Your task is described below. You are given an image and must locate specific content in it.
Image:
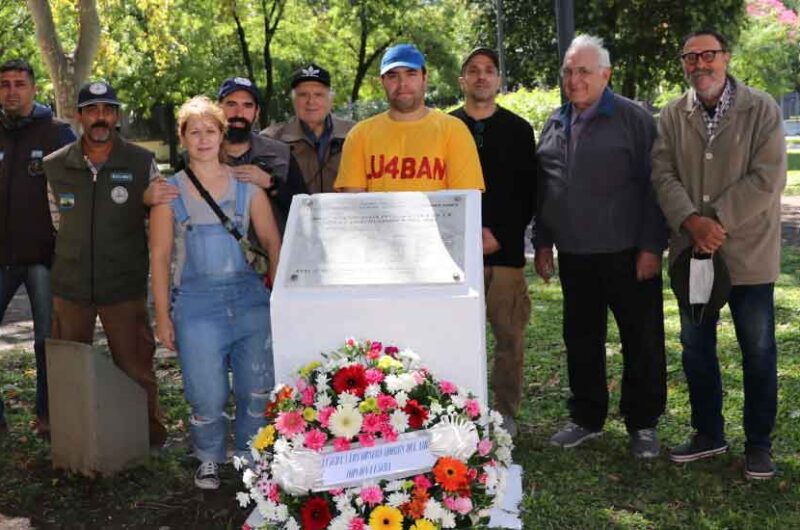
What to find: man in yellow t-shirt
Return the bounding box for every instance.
[335,43,485,192]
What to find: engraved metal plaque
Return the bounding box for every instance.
[284,193,466,287]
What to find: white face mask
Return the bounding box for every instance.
[689,256,714,304]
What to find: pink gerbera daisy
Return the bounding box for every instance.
[304,428,328,451]
[275,410,306,436]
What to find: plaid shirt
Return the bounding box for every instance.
[694,78,736,142]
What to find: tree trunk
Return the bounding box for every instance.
[230,1,256,85]
[350,7,396,104]
[261,0,286,127]
[26,0,100,124]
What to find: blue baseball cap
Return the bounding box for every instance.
[380,44,426,75]
[217,77,260,103]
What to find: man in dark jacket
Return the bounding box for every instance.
[535,35,667,458]
[44,81,166,447]
[262,64,354,193]
[0,59,75,436]
[450,48,536,437]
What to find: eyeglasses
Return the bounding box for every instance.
[680,49,725,65]
[472,121,484,148]
[560,66,596,79]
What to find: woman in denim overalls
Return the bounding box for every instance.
[150,97,281,489]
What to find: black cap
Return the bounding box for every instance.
[669,247,732,323]
[217,77,260,103]
[461,47,500,72]
[77,81,121,108]
[290,64,331,89]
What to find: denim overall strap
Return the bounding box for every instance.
[167,175,190,226]
[234,178,247,229]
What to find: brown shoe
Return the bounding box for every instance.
[31,416,50,438]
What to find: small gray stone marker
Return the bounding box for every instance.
[46,339,149,476]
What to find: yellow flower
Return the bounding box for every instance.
[302,407,317,422]
[410,520,437,530]
[377,355,403,371]
[368,505,403,530]
[299,361,321,377]
[252,425,276,450]
[359,397,378,413]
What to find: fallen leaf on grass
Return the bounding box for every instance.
[607,473,621,483]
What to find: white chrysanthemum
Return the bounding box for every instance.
[399,348,421,368]
[395,390,409,408]
[285,517,300,530]
[315,392,332,410]
[384,479,406,492]
[338,391,361,409]
[389,409,409,433]
[430,401,444,415]
[445,405,456,415]
[490,410,504,425]
[274,438,290,454]
[424,499,446,522]
[450,393,467,409]
[236,491,251,508]
[495,428,513,448]
[386,373,417,393]
[329,406,363,439]
[387,492,410,507]
[328,517,349,530]
[274,503,289,522]
[365,383,381,397]
[496,446,512,465]
[315,373,330,389]
[257,499,279,521]
[242,468,257,487]
[440,509,457,528]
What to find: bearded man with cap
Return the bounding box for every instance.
[262,64,354,193]
[146,77,307,231]
[0,59,76,437]
[450,47,536,437]
[335,43,484,192]
[652,29,786,479]
[43,81,167,448]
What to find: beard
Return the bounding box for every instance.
[225,117,252,144]
[687,69,726,103]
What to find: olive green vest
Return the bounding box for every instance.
[44,136,153,304]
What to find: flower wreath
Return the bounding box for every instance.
[236,339,514,530]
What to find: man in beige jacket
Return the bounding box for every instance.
[651,29,786,480]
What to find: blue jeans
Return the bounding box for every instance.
[0,265,52,423]
[173,277,273,463]
[679,283,777,451]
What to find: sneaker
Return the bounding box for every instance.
[744,448,776,480]
[194,461,220,490]
[549,422,602,448]
[669,433,728,463]
[501,414,518,437]
[629,428,660,459]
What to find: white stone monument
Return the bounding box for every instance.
[271,191,488,406]
[46,339,149,476]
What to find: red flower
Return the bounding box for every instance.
[332,365,368,397]
[300,496,332,530]
[403,399,429,429]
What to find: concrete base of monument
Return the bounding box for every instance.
[487,464,524,528]
[46,339,150,476]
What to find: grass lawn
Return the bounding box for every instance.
[785,170,800,196]
[2,250,800,529]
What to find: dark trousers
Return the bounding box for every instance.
[51,295,167,446]
[679,283,777,450]
[559,249,666,432]
[0,265,52,422]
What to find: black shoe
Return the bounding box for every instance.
[670,433,728,463]
[744,448,776,480]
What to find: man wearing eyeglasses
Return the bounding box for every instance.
[535,35,667,458]
[449,48,536,437]
[651,30,786,479]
